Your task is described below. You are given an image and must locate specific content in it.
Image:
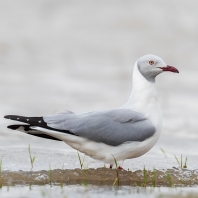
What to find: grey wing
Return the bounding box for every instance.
[43,109,156,146]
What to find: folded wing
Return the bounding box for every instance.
[43,109,156,146]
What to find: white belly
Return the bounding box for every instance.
[33,123,161,164]
[63,132,160,164]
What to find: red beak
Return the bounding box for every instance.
[158,65,179,73]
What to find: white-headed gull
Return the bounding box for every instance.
[4,54,179,169]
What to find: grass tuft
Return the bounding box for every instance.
[183,157,188,168]
[111,155,119,186]
[166,172,172,187]
[174,155,180,167]
[142,166,147,187]
[151,168,156,187]
[49,164,53,187]
[174,154,188,169]
[28,144,35,170]
[77,151,85,169]
[160,148,167,158]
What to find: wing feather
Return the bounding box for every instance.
[44,109,155,146]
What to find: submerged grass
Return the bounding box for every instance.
[7,184,9,192]
[81,180,88,187]
[81,166,89,186]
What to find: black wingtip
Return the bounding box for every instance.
[4,115,18,119]
[7,125,21,130]
[4,115,10,119]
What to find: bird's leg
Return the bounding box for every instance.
[109,164,113,169]
[117,160,124,170]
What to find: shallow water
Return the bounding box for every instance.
[0,134,198,172]
[1,185,198,198]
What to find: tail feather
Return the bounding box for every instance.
[7,124,62,141]
[4,115,74,135]
[4,115,47,127]
[5,115,73,141]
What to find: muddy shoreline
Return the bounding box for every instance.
[0,168,197,187]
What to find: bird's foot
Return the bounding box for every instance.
[109,165,123,170]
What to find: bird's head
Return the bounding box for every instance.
[137,54,179,82]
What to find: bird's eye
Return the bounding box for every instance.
[149,60,155,65]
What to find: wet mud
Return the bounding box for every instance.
[0,168,198,187]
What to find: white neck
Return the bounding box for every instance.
[122,62,159,118]
[122,61,163,141]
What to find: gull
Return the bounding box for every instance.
[4,54,179,169]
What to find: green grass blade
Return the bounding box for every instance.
[143,166,147,187]
[160,148,167,158]
[113,178,118,186]
[28,144,35,170]
[77,151,84,169]
[111,155,119,186]
[183,157,188,168]
[49,164,52,187]
[174,155,180,168]
[151,168,156,187]
[82,156,85,167]
[181,154,182,169]
[111,155,118,169]
[166,172,172,187]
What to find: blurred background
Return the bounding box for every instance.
[0,0,198,152]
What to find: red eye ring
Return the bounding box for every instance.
[149,60,155,65]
